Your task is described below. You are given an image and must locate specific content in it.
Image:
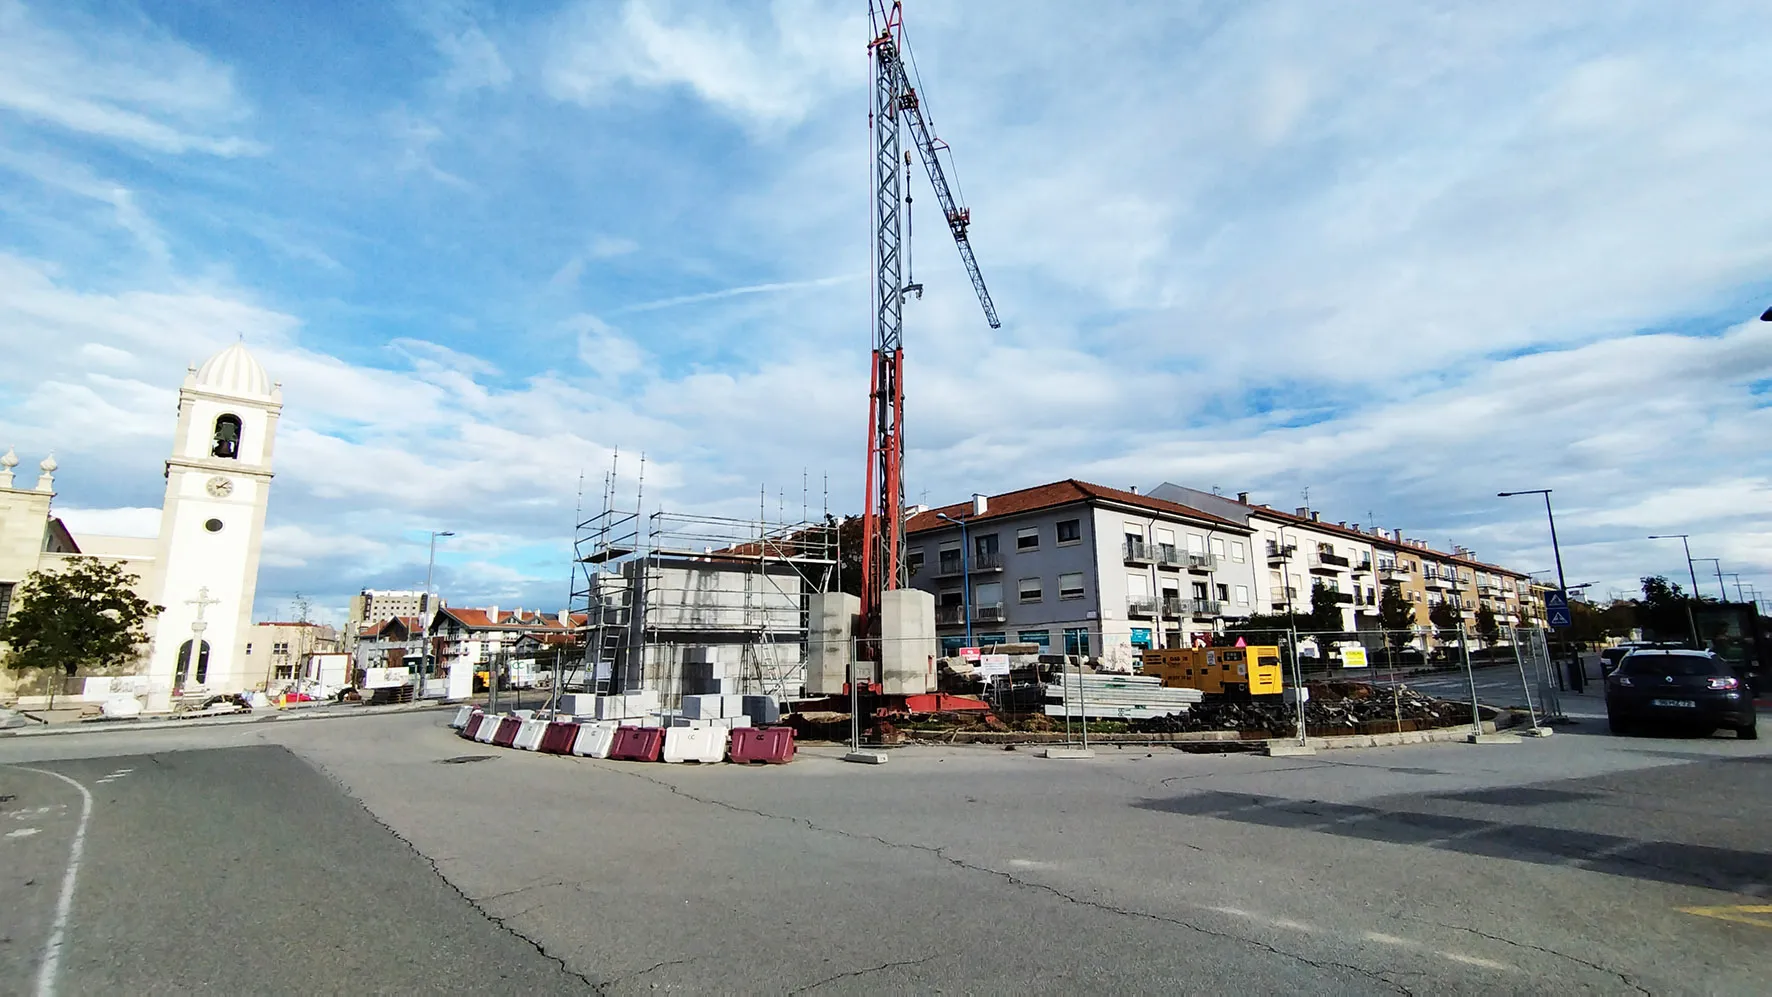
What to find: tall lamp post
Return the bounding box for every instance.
[422,530,455,694]
[935,494,988,653]
[1693,557,1726,602]
[935,512,973,649]
[1647,534,1703,647]
[1499,489,1582,691]
[1725,573,1747,604]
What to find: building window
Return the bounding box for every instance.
[974,581,1003,611]
[1058,572,1085,599]
[1130,627,1153,650]
[1216,583,1229,601]
[212,414,243,459]
[273,641,290,655]
[1235,584,1250,604]
[1017,630,1051,650]
[1016,527,1040,551]
[1187,534,1206,554]
[938,589,964,608]
[245,642,253,655]
[1230,540,1245,563]
[1063,627,1089,656]
[975,533,1000,560]
[1018,577,1042,603]
[1192,581,1209,600]
[938,543,961,575]
[0,582,11,626]
[1212,537,1226,559]
[907,547,925,574]
[1157,527,1177,561]
[1056,519,1081,545]
[977,633,1006,646]
[940,636,968,656]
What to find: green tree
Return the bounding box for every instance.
[1428,600,1461,634]
[1474,604,1500,647]
[0,561,161,706]
[1306,582,1345,633]
[1378,584,1414,648]
[1636,575,1695,642]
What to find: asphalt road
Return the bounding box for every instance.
[3,704,1770,994]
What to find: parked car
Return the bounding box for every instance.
[1605,650,1757,739]
[1599,641,1685,676]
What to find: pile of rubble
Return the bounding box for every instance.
[1130,684,1475,736]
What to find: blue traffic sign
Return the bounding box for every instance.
[1545,590,1572,628]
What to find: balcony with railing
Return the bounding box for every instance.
[1423,572,1455,589]
[1187,553,1218,573]
[1189,599,1223,617]
[935,604,966,626]
[935,558,963,578]
[1477,582,1507,597]
[1379,564,1409,582]
[1266,541,1294,562]
[1309,552,1350,573]
[1127,596,1158,618]
[1327,590,1354,604]
[969,551,1003,573]
[974,603,1006,623]
[1161,596,1185,617]
[1123,539,1155,565]
[1351,557,1373,574]
[1156,546,1185,570]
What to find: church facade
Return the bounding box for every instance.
[0,343,280,710]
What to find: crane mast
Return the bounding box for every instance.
[860,0,998,638]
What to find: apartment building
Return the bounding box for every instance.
[1151,483,1533,645]
[905,480,1259,670]
[345,589,439,650]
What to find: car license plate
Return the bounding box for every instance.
[1651,698,1696,708]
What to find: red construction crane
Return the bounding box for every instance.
[860,1,1000,649]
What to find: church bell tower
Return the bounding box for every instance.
[146,343,281,710]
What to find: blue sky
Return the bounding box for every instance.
[3,0,1772,622]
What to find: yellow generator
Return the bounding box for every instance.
[1142,646,1284,697]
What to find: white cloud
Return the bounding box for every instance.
[0,0,261,156]
[544,0,861,128]
[54,506,161,539]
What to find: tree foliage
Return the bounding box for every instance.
[1378,584,1414,646]
[1474,604,1500,646]
[1428,600,1462,634]
[1635,574,1696,643]
[0,561,161,679]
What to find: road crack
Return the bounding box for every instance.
[600,764,1410,995]
[1410,918,1650,995]
[790,953,944,993]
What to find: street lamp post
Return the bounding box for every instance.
[1693,557,1726,602]
[1499,489,1582,691]
[422,530,455,696]
[1648,534,1703,647]
[934,512,973,649]
[1725,573,1747,604]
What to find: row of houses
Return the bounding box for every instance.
[351,602,584,685]
[905,479,1545,668]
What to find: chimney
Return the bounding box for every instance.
[1236,491,1248,504]
[1130,485,1139,494]
[1311,511,1321,522]
[558,610,570,626]
[1295,506,1310,518]
[1392,529,1403,542]
[488,604,499,623]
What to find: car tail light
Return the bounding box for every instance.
[1613,676,1633,687]
[1707,676,1739,690]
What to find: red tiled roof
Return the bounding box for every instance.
[1244,504,1527,580]
[436,608,582,630]
[906,479,1248,536]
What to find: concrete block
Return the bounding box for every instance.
[662,727,727,764]
[1040,747,1096,759]
[807,592,860,697]
[556,694,597,715]
[681,694,724,720]
[879,588,936,696]
[1466,732,1523,744]
[720,694,745,719]
[593,696,625,721]
[1522,726,1554,737]
[741,695,780,725]
[624,689,661,712]
[1264,741,1318,757]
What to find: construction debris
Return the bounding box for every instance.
[1041,673,1205,720]
[1129,686,1475,736]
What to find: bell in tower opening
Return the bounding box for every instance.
[212,414,242,459]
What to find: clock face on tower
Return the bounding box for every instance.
[206,476,233,498]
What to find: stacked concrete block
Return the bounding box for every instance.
[556,693,598,716]
[880,588,936,696]
[807,592,859,696]
[681,694,725,720]
[741,695,781,725]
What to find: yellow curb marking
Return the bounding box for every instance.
[1678,905,1772,929]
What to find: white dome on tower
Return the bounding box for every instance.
[194,342,274,398]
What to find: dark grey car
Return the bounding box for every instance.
[1605,650,1757,739]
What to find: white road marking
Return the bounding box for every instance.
[8,827,42,839]
[1438,951,1511,970]
[15,766,94,997]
